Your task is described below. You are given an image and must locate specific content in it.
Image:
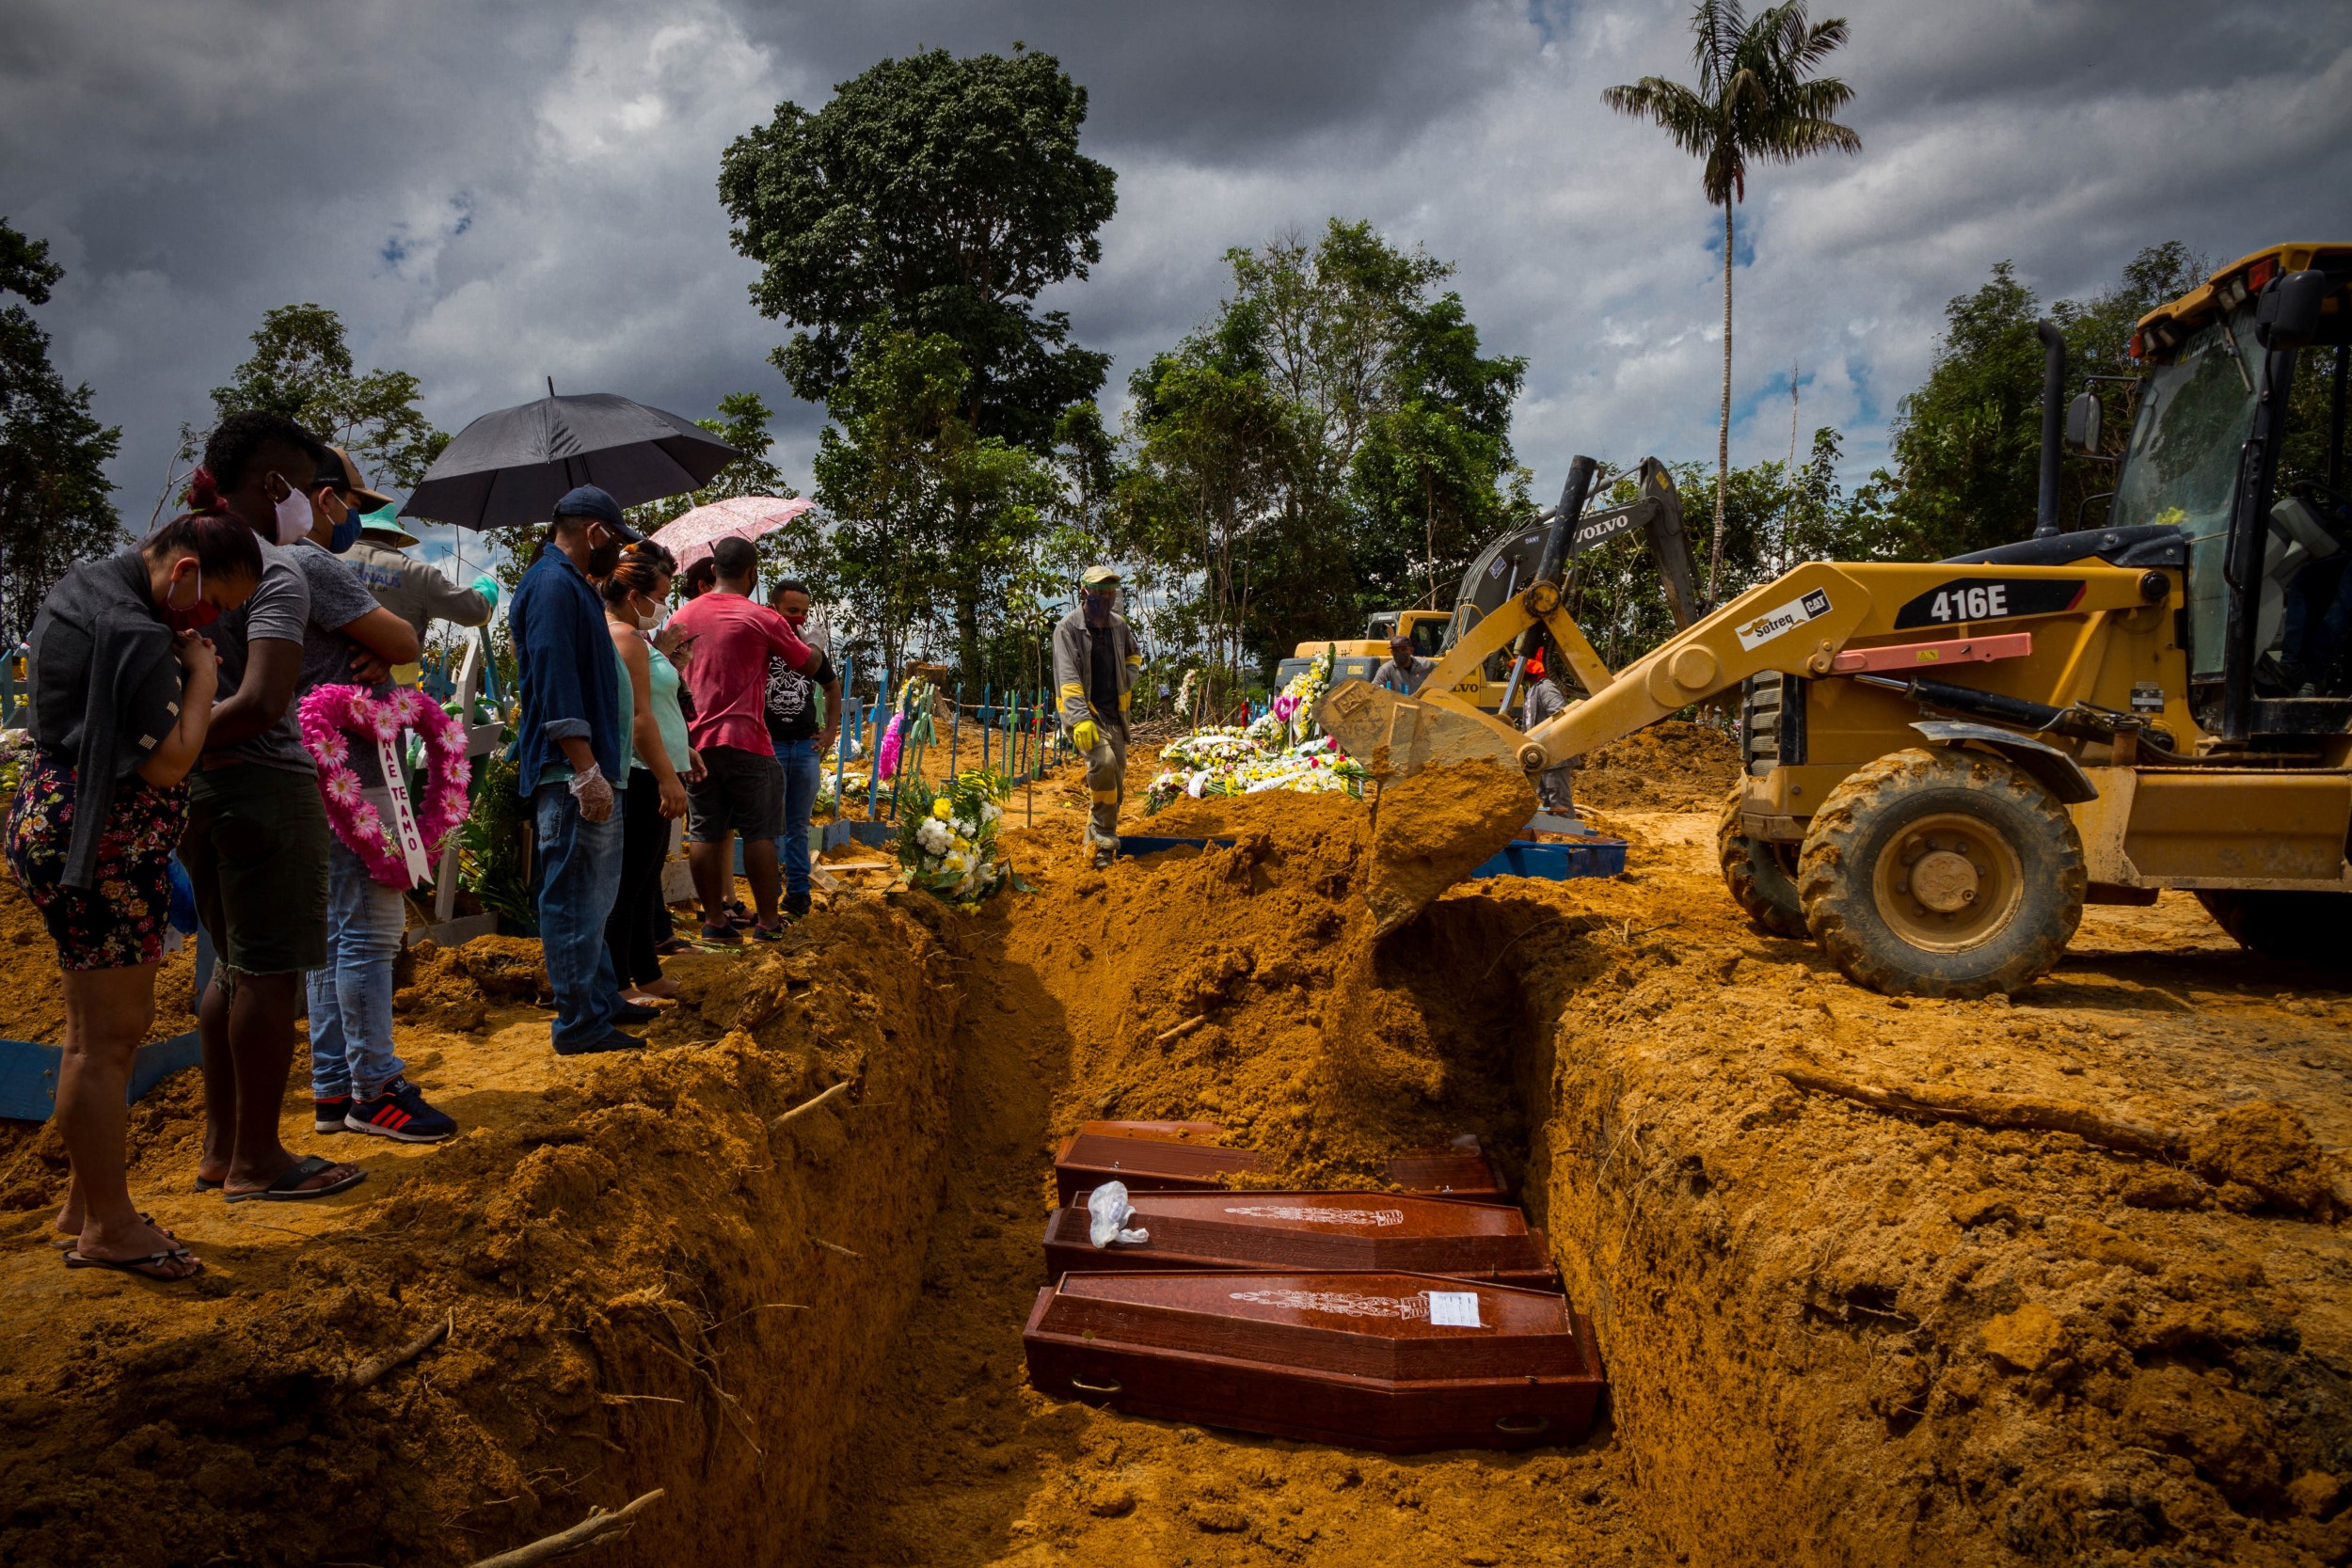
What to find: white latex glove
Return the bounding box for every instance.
[568,762,615,823]
[1087,1180,1150,1248]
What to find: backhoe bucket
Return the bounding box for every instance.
[1317,679,1539,934]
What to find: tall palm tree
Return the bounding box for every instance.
[1605,1,1859,603]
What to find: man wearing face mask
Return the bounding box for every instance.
[762,578,842,923]
[181,412,404,1202]
[1052,565,1144,870]
[508,485,643,1055]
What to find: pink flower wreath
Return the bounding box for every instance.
[298,685,473,887]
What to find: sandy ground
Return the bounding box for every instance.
[3,722,2348,1566]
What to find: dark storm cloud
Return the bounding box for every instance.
[728,0,1524,162]
[3,0,2347,530]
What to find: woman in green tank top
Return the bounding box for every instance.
[600,547,697,1000]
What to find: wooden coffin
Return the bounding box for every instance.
[1057,1124,1510,1205]
[1077,1119,1228,1145]
[1053,1131,1266,1205]
[1045,1190,1557,1290]
[1385,1147,1512,1203]
[1024,1270,1604,1453]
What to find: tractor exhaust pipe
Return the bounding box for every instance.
[2034,320,2066,538]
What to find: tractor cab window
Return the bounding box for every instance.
[2111,311,2261,678]
[1408,618,1447,659]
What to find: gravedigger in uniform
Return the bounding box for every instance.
[1320,243,2352,998]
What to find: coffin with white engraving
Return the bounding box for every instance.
[1023,1270,1604,1451]
[1045,1190,1556,1290]
[1056,1124,1511,1205]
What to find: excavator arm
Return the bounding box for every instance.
[1319,555,1874,933]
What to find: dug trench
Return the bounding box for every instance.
[2,723,2349,1565]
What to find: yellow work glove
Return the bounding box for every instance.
[1072,719,1102,752]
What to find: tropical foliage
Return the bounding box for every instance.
[202,303,449,491]
[0,220,120,646]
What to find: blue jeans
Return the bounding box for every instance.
[774,738,822,896]
[307,839,408,1101]
[532,781,623,1048]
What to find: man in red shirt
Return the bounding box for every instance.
[665,536,831,941]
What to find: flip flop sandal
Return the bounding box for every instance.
[63,1246,202,1281]
[749,923,787,942]
[52,1212,180,1250]
[194,1176,224,1193]
[222,1155,368,1203]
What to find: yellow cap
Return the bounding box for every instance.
[1080,564,1120,589]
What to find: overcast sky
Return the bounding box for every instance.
[7,0,2349,555]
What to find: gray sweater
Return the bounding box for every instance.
[24,552,183,887]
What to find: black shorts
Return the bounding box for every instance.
[686,745,782,844]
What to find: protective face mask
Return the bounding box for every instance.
[328,511,362,553]
[272,483,312,546]
[585,534,622,578]
[164,565,219,633]
[636,603,660,632]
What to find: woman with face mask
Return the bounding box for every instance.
[8,508,266,1281]
[600,544,700,1004]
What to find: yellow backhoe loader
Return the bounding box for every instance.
[1320,243,2352,998]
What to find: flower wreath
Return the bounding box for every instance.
[298,684,474,887]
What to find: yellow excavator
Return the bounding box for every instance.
[1321,243,2352,998]
[1275,459,1700,711]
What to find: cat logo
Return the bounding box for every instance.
[1734,587,1833,652]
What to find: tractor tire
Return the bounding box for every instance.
[1798,747,2085,1000]
[1717,785,1807,939]
[2195,890,2352,967]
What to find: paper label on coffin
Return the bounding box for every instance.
[1041,1190,1557,1290]
[1023,1270,1605,1453]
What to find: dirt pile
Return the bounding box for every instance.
[0,896,967,1568]
[1574,718,1740,812]
[0,875,195,1046]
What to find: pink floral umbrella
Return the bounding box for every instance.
[649,495,815,570]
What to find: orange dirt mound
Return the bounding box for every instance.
[1575,718,1741,813]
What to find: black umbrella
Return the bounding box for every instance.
[400,391,741,531]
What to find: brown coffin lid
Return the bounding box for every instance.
[1046,1191,1555,1288]
[1029,1270,1597,1385]
[1077,1119,1229,1144]
[1054,1132,1266,1204]
[1385,1148,1512,1202]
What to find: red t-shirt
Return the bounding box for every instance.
[666,592,819,755]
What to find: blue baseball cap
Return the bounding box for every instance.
[552,484,644,541]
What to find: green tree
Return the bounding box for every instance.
[719,45,1118,452]
[810,325,1071,686]
[0,219,121,645]
[1117,220,1527,681]
[1604,0,1860,601]
[203,303,448,490]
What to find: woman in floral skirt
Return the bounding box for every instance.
[6,506,263,1280]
